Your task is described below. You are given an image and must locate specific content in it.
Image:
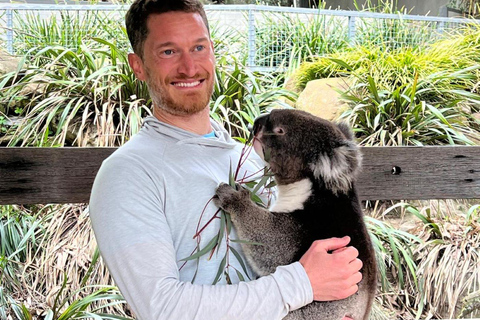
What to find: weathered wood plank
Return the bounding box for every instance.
[0,146,479,204]
[358,146,480,200]
[0,147,116,204]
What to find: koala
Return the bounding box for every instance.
[214,109,377,320]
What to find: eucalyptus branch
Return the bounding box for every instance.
[180,136,276,284]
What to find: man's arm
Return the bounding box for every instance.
[89,156,313,320]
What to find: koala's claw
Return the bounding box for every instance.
[214,183,251,213]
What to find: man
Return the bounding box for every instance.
[89,0,363,319]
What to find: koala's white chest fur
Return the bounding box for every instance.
[271,179,312,213]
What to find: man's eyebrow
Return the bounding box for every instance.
[154,38,210,50]
[154,41,175,50]
[195,37,210,43]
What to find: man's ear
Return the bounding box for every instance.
[128,53,147,81]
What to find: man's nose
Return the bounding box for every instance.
[177,52,197,77]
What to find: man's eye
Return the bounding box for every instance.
[195,45,205,52]
[163,49,174,55]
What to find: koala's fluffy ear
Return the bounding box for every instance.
[310,140,362,195]
[336,121,355,141]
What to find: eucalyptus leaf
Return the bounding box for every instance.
[212,255,227,285]
[180,235,219,262]
[229,245,251,281]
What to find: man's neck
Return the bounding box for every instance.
[153,106,213,135]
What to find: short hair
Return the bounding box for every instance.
[125,0,210,58]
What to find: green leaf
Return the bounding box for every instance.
[212,255,227,285]
[265,180,277,189]
[80,246,101,287]
[328,58,354,71]
[229,161,236,187]
[252,170,273,195]
[367,76,380,102]
[235,268,246,282]
[180,235,219,261]
[225,211,233,234]
[244,181,257,188]
[217,212,226,254]
[250,193,264,204]
[229,245,251,281]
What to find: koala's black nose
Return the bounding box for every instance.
[252,113,270,136]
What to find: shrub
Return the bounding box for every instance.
[0,38,150,147]
[292,24,480,146]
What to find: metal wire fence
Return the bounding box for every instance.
[0,4,479,71]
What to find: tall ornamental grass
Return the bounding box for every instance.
[254,11,349,69]
[293,24,480,146]
[251,0,441,70]
[0,38,151,147]
[354,17,441,50]
[351,0,443,50]
[12,10,129,55]
[0,205,132,319]
[341,65,480,146]
[380,201,480,319]
[365,200,480,319]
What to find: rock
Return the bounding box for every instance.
[18,74,47,96]
[295,77,351,121]
[0,50,42,96]
[0,49,21,75]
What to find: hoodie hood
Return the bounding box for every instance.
[142,116,238,149]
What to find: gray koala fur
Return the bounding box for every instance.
[214,109,377,320]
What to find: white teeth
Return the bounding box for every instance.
[174,81,200,88]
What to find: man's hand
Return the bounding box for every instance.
[299,236,363,301]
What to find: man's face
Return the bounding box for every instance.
[129,12,215,116]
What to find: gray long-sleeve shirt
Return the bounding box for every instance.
[89,116,313,320]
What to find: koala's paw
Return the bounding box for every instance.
[213,183,251,214]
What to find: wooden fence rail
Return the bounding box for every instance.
[1,146,479,205]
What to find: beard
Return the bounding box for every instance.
[145,68,214,116]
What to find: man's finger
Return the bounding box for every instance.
[317,236,351,252]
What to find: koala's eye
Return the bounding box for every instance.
[274,127,285,135]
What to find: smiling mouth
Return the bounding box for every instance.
[172,80,204,88]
